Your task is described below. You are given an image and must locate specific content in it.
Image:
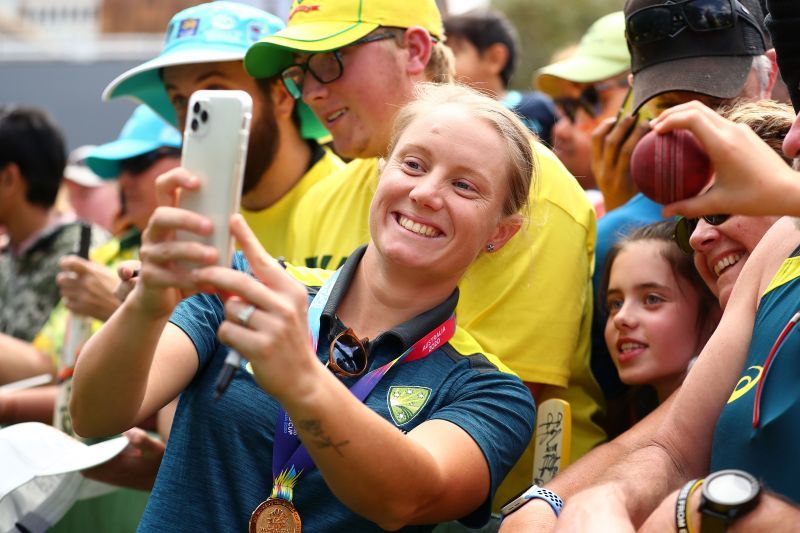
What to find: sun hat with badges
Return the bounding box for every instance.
[244,0,444,79]
[85,105,182,180]
[102,1,327,140]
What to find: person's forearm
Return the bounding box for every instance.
[546,439,634,497]
[282,366,477,530]
[547,392,674,497]
[601,443,689,527]
[597,389,718,526]
[0,385,58,424]
[90,295,120,322]
[70,296,170,437]
[501,394,675,532]
[501,438,640,532]
[81,427,166,491]
[553,446,686,529]
[0,333,54,384]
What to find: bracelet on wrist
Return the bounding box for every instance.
[500,485,564,518]
[676,478,704,533]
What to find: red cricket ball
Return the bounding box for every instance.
[630,129,714,204]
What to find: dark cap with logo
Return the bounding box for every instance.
[625,0,767,112]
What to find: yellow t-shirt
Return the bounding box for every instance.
[286,142,606,509]
[242,146,344,258]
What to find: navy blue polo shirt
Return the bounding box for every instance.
[139,247,535,532]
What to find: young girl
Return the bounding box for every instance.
[602,220,721,404]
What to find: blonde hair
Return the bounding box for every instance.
[380,27,454,84]
[386,82,534,217]
[721,99,795,164]
[426,40,455,84]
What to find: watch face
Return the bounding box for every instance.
[705,471,759,505]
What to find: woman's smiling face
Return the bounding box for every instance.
[689,215,778,308]
[369,103,521,281]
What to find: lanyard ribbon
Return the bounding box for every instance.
[271,268,456,498]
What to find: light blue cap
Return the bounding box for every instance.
[86,105,182,179]
[102,1,328,140]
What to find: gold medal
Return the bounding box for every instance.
[249,497,302,533]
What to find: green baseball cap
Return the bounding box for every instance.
[102,1,328,140]
[536,11,630,97]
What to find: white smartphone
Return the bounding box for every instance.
[178,89,252,267]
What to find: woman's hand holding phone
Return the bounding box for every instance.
[190,215,321,404]
[132,90,252,319]
[135,168,218,318]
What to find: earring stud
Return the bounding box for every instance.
[486,243,495,253]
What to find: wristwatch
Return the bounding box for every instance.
[500,485,564,517]
[698,469,761,533]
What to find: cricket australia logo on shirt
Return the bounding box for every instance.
[388,386,431,426]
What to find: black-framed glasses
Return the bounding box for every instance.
[327,328,369,378]
[281,32,398,99]
[626,0,752,45]
[673,214,731,254]
[119,147,181,176]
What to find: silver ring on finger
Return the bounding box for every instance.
[237,304,256,328]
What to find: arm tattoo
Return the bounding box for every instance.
[297,419,350,457]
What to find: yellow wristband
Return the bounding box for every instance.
[685,478,705,533]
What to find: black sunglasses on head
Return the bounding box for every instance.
[673,214,731,254]
[626,0,755,45]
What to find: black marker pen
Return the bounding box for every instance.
[213,257,288,400]
[214,349,242,400]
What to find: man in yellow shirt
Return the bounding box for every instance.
[102,1,344,257]
[245,0,605,511]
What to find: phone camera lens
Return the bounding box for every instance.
[201,110,209,123]
[193,102,201,114]
[191,118,199,132]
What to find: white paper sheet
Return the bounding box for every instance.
[0,422,129,533]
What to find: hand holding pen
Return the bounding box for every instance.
[213,257,287,400]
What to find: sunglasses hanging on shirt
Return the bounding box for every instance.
[327,328,370,378]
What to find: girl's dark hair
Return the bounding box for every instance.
[600,220,720,345]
